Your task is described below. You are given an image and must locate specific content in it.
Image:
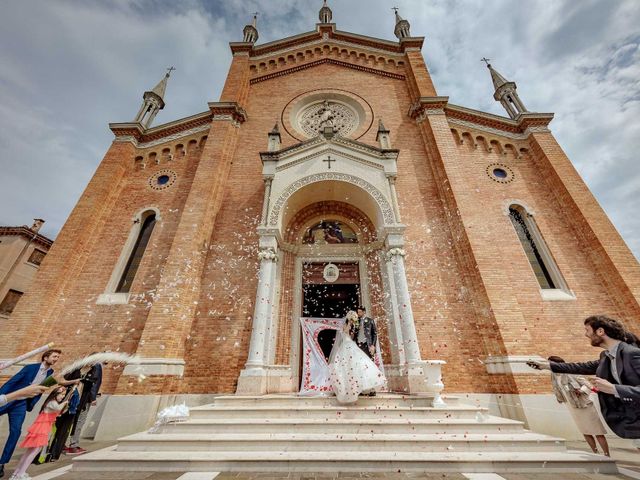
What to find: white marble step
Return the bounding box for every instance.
[160,416,525,435]
[189,405,488,420]
[72,446,618,474]
[116,431,566,452]
[212,394,462,408]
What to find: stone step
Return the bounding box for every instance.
[158,417,525,435]
[211,394,461,408]
[72,446,618,474]
[115,432,567,453]
[189,405,488,420]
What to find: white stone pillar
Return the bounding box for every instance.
[244,247,277,368]
[263,249,279,365]
[387,176,402,223]
[260,178,273,226]
[386,247,421,364]
[382,254,405,365]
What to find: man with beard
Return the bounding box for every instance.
[529,315,640,440]
[0,349,61,478]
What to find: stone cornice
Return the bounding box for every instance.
[0,226,53,249]
[445,104,520,133]
[250,30,322,57]
[260,135,398,164]
[408,96,450,119]
[251,57,405,85]
[242,27,418,60]
[109,122,145,141]
[143,111,212,142]
[407,98,554,137]
[207,102,248,124]
[229,42,253,55]
[249,27,408,57]
[110,111,213,146]
[446,105,554,136]
[398,36,425,52]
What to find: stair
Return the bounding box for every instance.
[72,394,618,474]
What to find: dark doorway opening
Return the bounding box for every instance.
[302,283,360,362]
[302,283,360,318]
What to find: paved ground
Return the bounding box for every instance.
[2,438,637,480]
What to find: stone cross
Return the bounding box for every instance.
[323,155,335,169]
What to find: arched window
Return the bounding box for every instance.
[508,205,570,297]
[116,213,156,293]
[97,208,159,305]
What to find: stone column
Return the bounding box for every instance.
[386,247,421,364]
[387,176,402,223]
[260,178,273,226]
[237,235,278,394]
[245,249,277,367]
[381,254,404,365]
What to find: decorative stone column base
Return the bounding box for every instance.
[384,360,446,406]
[122,357,185,376]
[236,366,268,395]
[236,365,294,395]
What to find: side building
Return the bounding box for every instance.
[0,220,52,320]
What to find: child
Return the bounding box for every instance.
[9,387,67,480]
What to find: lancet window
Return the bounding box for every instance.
[508,205,566,291]
[116,211,156,293]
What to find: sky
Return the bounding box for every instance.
[0,0,638,259]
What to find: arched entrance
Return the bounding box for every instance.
[278,198,388,388]
[236,134,429,395]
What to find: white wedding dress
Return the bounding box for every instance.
[328,329,386,404]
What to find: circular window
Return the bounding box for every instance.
[282,89,374,142]
[493,168,507,179]
[148,170,177,190]
[297,100,359,138]
[486,163,515,184]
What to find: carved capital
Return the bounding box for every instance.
[257,247,278,262]
[385,247,406,259]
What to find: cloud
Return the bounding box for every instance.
[0,0,638,260]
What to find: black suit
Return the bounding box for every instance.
[550,342,640,438]
[349,316,377,360]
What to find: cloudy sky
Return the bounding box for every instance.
[1,0,638,259]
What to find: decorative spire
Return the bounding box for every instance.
[392,7,411,39]
[482,58,528,119]
[151,66,174,99]
[133,67,174,128]
[319,0,333,23]
[376,119,391,149]
[243,13,259,43]
[268,121,281,152]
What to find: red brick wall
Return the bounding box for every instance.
[4,41,638,399]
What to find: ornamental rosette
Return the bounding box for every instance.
[257,248,277,261]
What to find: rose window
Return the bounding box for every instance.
[297,101,358,138]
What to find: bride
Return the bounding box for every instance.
[328,311,386,404]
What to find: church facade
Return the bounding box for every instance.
[3,4,640,439]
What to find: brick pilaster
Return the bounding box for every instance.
[417,109,533,392]
[404,50,437,98]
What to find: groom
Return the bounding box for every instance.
[352,306,378,397]
[353,306,377,360]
